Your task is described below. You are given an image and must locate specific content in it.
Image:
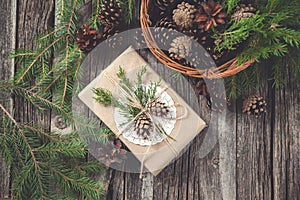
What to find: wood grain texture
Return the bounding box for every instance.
[0,1,54,198]
[1,1,299,200]
[273,66,300,200]
[0,0,17,198]
[13,0,54,123]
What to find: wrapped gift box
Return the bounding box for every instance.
[78,46,206,175]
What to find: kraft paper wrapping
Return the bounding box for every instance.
[78,46,206,175]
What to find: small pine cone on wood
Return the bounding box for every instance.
[99,0,124,28]
[172,2,197,30]
[75,25,102,53]
[231,4,256,22]
[242,95,267,117]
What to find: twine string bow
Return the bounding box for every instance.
[103,70,187,177]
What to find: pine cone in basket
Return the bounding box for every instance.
[75,25,102,53]
[231,4,256,22]
[99,0,124,28]
[195,0,227,31]
[134,113,153,140]
[168,35,192,61]
[242,95,267,117]
[153,17,177,48]
[146,100,170,117]
[172,2,197,30]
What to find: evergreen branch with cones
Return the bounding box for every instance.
[149,0,299,115]
[93,66,161,120]
[93,67,174,140]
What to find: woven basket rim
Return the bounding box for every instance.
[140,0,254,79]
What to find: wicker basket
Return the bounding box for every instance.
[140,0,254,79]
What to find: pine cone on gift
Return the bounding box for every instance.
[146,100,170,117]
[242,95,267,117]
[231,4,256,22]
[195,0,227,31]
[134,113,153,140]
[75,25,102,53]
[153,17,177,48]
[99,0,124,28]
[168,35,192,61]
[172,2,197,30]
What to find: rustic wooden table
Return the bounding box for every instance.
[1,1,299,200]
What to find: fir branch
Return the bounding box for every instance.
[1,102,105,199]
[51,165,103,199]
[94,66,160,120]
[223,0,241,14]
[34,141,86,157]
[89,0,102,28]
[121,0,136,24]
[92,88,112,106]
[12,34,67,84]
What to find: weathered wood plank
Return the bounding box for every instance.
[273,65,300,200]
[0,0,17,198]
[14,0,54,123]
[236,67,273,199]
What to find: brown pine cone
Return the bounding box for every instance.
[154,17,177,48]
[75,25,102,53]
[146,100,170,117]
[242,95,267,117]
[195,0,227,31]
[231,4,256,22]
[99,0,124,28]
[168,35,193,61]
[134,113,153,140]
[172,2,197,30]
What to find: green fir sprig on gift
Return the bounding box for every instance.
[93,66,174,141]
[93,66,160,120]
